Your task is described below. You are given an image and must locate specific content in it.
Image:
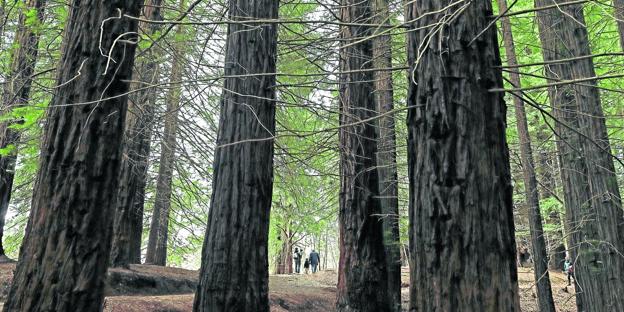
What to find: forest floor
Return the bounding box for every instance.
[0,263,577,311]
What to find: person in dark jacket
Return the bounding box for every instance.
[293,248,302,274]
[303,258,310,274]
[309,249,320,273]
[564,258,575,286]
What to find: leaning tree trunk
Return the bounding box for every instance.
[497,0,556,310]
[336,1,390,311]
[406,0,521,310]
[534,1,624,310]
[111,0,164,268]
[371,0,401,310]
[2,1,141,311]
[192,0,278,311]
[0,0,45,260]
[144,4,185,264]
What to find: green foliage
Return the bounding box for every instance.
[24,8,42,31]
[0,144,16,156]
[0,104,45,130]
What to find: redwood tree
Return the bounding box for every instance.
[534,0,624,310]
[497,0,556,310]
[406,0,521,310]
[0,0,45,261]
[145,0,186,264]
[336,1,390,311]
[192,0,279,310]
[111,0,164,268]
[3,0,141,310]
[371,0,401,310]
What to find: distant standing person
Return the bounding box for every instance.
[293,248,302,274]
[304,258,310,274]
[309,249,320,273]
[518,247,531,267]
[564,258,575,286]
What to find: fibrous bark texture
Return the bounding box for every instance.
[192,0,278,311]
[534,1,624,310]
[497,0,556,311]
[336,1,390,311]
[2,0,141,311]
[0,0,45,258]
[406,1,521,310]
[111,0,164,268]
[371,0,401,310]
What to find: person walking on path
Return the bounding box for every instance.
[293,248,302,274]
[309,249,320,273]
[303,258,310,274]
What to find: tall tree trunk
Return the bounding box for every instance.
[192,0,278,310]
[535,123,568,267]
[336,1,390,311]
[323,228,328,269]
[536,127,556,198]
[2,1,141,310]
[371,0,401,310]
[144,66,181,266]
[497,0,556,310]
[614,0,624,51]
[144,2,185,264]
[276,228,293,274]
[111,0,163,268]
[0,0,45,260]
[534,1,624,310]
[406,1,521,310]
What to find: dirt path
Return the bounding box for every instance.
[0,263,577,311]
[517,267,577,312]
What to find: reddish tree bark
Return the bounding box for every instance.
[371,0,401,310]
[534,1,624,310]
[336,1,391,311]
[111,0,164,268]
[192,0,279,311]
[406,0,521,310]
[2,0,141,310]
[497,0,556,310]
[276,228,293,274]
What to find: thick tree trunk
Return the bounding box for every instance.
[2,1,141,310]
[371,0,401,310]
[0,0,45,260]
[192,0,278,311]
[336,1,390,311]
[144,7,185,264]
[111,0,163,268]
[497,0,556,310]
[534,1,624,310]
[406,1,521,311]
